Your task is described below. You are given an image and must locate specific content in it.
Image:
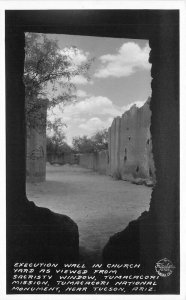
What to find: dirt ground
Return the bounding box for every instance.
[26,164,152,263]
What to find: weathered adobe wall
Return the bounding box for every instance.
[47,153,79,165]
[79,150,109,175]
[94,150,109,175]
[79,98,155,184]
[108,98,155,184]
[26,99,48,183]
[79,153,94,169]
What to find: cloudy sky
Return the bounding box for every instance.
[46,34,152,145]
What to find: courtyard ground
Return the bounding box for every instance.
[26,164,152,263]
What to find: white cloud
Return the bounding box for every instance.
[47,95,148,145]
[58,47,93,86]
[61,96,123,119]
[60,47,89,66]
[47,95,122,144]
[57,74,93,86]
[62,116,113,145]
[78,117,113,137]
[121,99,146,112]
[76,89,88,98]
[94,42,151,78]
[70,75,92,85]
[79,117,108,130]
[48,97,146,124]
[132,100,146,108]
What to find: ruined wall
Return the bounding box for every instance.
[94,150,109,175]
[47,153,79,165]
[79,99,155,184]
[79,150,109,175]
[108,98,155,184]
[79,153,94,169]
[26,99,48,182]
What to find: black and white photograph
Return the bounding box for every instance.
[3,3,184,298]
[25,31,153,263]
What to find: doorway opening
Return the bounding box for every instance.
[25,32,155,263]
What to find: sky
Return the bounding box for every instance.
[46,34,152,145]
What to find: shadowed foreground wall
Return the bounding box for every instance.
[6,16,79,286]
[102,16,179,294]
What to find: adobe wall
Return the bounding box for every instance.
[108,98,155,184]
[79,153,94,169]
[95,150,109,175]
[47,153,79,165]
[79,99,155,185]
[26,99,48,182]
[108,117,121,177]
[79,151,109,175]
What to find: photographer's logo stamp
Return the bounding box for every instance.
[155,258,175,277]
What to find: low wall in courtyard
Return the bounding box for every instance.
[79,151,109,175]
[47,153,79,165]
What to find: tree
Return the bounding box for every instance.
[72,129,108,153]
[91,129,108,152]
[46,118,72,164]
[24,32,93,181]
[24,32,92,130]
[72,135,95,153]
[46,137,72,157]
[46,118,72,154]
